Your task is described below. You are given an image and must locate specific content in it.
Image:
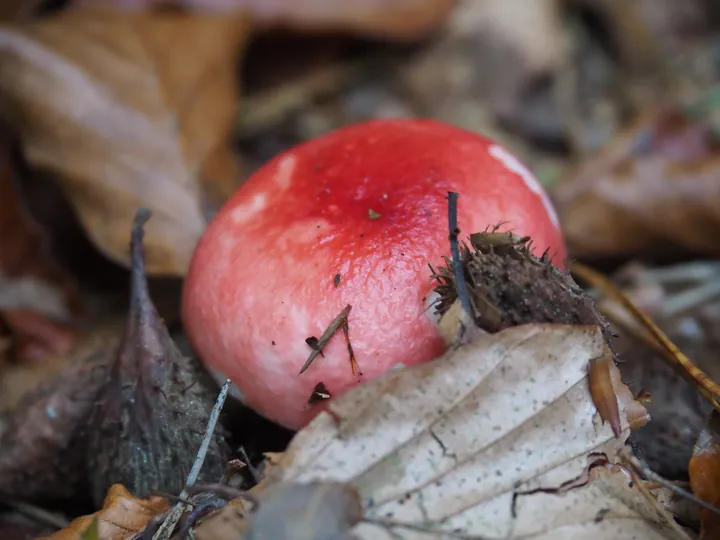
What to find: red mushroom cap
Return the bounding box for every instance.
[183,119,565,429]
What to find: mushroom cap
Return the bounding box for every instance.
[183,119,566,429]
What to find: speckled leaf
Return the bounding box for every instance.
[265,324,688,539]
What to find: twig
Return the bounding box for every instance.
[0,499,68,530]
[661,279,720,318]
[621,450,720,519]
[572,262,720,413]
[187,484,259,508]
[299,305,352,374]
[447,192,472,317]
[237,448,261,485]
[152,379,231,540]
[237,53,401,137]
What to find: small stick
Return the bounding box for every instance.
[0,499,69,530]
[299,305,352,374]
[342,320,361,376]
[237,447,261,485]
[187,483,259,508]
[447,192,472,317]
[152,379,231,540]
[622,451,720,519]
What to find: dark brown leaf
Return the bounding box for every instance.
[87,210,228,506]
[0,320,124,501]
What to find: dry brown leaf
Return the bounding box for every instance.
[243,324,682,539]
[552,107,720,260]
[74,0,454,41]
[40,484,169,540]
[0,7,250,275]
[689,410,720,540]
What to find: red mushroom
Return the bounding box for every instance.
[183,119,565,429]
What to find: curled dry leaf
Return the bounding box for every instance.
[74,0,454,41]
[0,320,124,501]
[552,107,720,260]
[689,410,720,539]
[0,7,250,275]
[252,324,664,539]
[39,484,169,540]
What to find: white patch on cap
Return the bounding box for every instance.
[275,155,296,190]
[230,192,267,225]
[488,144,560,228]
[424,291,442,325]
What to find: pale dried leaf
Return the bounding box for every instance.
[265,324,683,538]
[0,8,249,274]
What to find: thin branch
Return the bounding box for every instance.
[622,451,720,519]
[0,499,69,530]
[152,379,231,540]
[447,192,472,317]
[299,305,352,374]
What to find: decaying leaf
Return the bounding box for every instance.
[0,7,250,275]
[75,0,454,41]
[249,324,665,538]
[39,484,169,540]
[552,107,720,260]
[0,320,124,501]
[88,210,228,506]
[689,410,720,539]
